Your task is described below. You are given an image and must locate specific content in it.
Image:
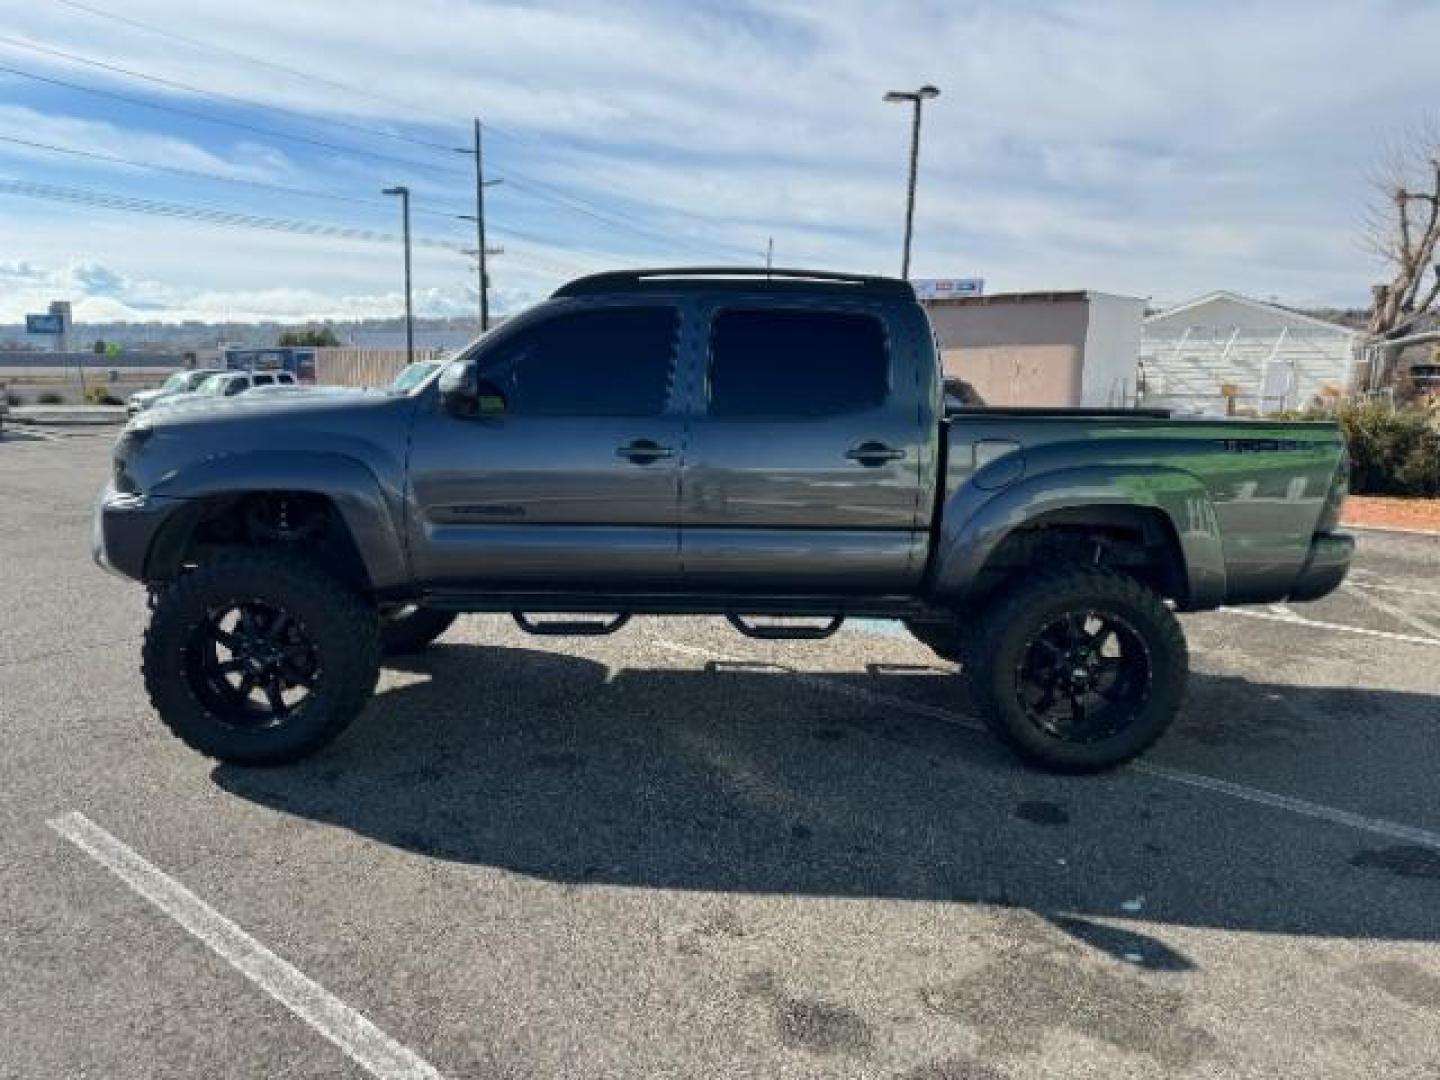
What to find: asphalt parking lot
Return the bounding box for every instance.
[3,427,1439,1079]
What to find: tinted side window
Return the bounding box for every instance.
[253,374,275,386]
[480,306,677,416]
[709,308,889,417]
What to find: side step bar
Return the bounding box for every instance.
[512,612,631,636]
[508,610,847,640]
[726,614,844,640]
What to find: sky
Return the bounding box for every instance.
[0,0,1432,325]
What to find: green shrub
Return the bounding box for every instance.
[83,386,124,406]
[1335,401,1440,497]
[37,391,64,405]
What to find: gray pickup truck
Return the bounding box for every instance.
[95,268,1354,772]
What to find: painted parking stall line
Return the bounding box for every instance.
[1220,605,1440,648]
[651,638,1440,852]
[48,812,445,1080]
[1341,584,1440,642]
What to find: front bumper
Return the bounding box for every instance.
[1288,531,1355,602]
[92,483,187,582]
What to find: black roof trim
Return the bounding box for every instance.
[552,266,915,299]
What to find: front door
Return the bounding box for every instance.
[680,301,929,592]
[407,302,685,590]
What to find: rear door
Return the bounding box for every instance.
[407,302,686,589]
[679,300,929,592]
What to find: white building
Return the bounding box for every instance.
[1139,291,1359,415]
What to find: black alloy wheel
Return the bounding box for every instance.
[1014,609,1151,743]
[184,600,322,729]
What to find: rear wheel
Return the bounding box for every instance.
[967,566,1187,773]
[142,551,380,765]
[379,604,457,655]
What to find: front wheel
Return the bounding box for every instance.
[142,551,381,765]
[967,566,1188,773]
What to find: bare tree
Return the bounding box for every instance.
[1364,122,1440,339]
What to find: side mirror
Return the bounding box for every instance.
[439,360,506,418]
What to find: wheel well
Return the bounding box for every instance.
[148,491,372,591]
[974,506,1188,606]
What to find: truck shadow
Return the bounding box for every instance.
[213,641,1440,953]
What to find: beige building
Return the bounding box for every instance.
[924,290,1145,407]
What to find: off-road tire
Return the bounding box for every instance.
[142,551,381,765]
[380,605,457,655]
[968,565,1188,773]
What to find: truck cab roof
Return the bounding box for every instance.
[551,266,916,300]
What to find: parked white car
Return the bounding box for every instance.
[126,368,225,417]
[185,370,298,402]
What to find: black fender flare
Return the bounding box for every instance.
[929,463,1227,610]
[147,451,408,590]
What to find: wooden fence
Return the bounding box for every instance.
[314,347,441,388]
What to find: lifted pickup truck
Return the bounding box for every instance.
[95,268,1354,772]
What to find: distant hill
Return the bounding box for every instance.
[0,315,489,354]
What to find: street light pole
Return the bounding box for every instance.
[382,185,413,364]
[884,84,940,280]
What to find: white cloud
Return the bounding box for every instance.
[2,0,1435,316]
[0,104,292,182]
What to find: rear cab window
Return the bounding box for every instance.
[707,307,890,417]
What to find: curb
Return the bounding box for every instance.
[7,411,126,426]
[1342,522,1440,538]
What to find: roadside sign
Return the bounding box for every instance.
[912,278,984,300]
[25,312,63,334]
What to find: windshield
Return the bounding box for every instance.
[390,361,441,392]
[194,375,230,396]
[159,372,190,392]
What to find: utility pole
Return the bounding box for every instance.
[457,118,504,333]
[382,185,413,363]
[884,84,940,280]
[765,237,774,274]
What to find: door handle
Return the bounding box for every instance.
[845,441,906,466]
[616,439,674,463]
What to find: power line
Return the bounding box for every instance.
[46,0,754,259]
[0,33,463,155]
[499,173,755,261]
[0,134,471,221]
[53,0,496,137]
[0,176,466,249]
[0,174,595,276]
[0,132,712,264]
[0,62,467,178]
[0,56,740,260]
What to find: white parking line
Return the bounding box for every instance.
[1341,584,1440,642]
[48,812,445,1080]
[1219,605,1440,648]
[652,638,1440,852]
[1349,577,1440,600]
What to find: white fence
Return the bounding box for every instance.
[1138,326,1358,414]
[314,347,441,388]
